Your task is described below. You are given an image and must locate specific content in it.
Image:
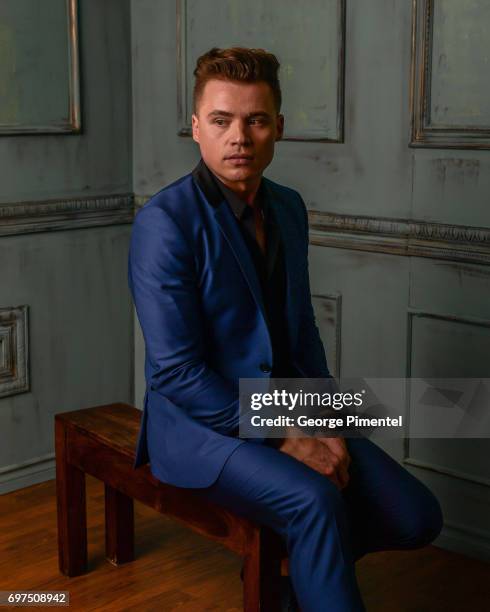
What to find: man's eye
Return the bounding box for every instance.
[214,118,227,126]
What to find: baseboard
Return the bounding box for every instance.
[0,454,55,495]
[434,521,490,563]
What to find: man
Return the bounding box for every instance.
[128,47,443,612]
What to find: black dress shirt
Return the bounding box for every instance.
[208,167,298,378]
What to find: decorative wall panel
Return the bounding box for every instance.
[177,0,345,141]
[411,0,490,148]
[311,293,342,377]
[405,311,490,486]
[0,194,133,237]
[0,306,29,398]
[0,0,80,134]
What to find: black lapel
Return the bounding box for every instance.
[191,158,225,209]
[191,158,269,327]
[191,158,300,352]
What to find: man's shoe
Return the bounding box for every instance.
[280,576,299,612]
[239,567,299,611]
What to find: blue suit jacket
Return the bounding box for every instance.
[128,158,331,488]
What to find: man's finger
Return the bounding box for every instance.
[327,472,342,490]
[338,466,350,489]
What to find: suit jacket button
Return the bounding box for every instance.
[260,362,272,373]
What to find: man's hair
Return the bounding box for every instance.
[193,46,282,115]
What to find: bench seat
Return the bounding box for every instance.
[55,403,287,611]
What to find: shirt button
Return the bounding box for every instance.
[260,362,272,373]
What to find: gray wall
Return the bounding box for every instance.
[131,0,490,562]
[0,0,132,201]
[0,0,133,493]
[1,0,488,564]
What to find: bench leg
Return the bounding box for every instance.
[243,527,282,612]
[105,484,134,565]
[55,420,88,576]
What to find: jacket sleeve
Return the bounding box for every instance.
[128,204,244,436]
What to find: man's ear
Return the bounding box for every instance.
[191,113,200,143]
[275,113,285,141]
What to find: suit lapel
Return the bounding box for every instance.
[213,204,269,324]
[191,159,268,326]
[191,158,301,352]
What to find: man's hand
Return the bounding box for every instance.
[276,428,351,490]
[315,436,351,489]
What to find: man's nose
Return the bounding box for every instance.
[230,120,252,145]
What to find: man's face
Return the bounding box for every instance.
[191,79,284,191]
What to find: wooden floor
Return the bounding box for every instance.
[1,477,489,611]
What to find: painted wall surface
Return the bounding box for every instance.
[0,0,73,131]
[0,227,133,492]
[0,0,132,202]
[0,0,133,493]
[131,0,490,562]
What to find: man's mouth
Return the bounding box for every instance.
[225,154,254,160]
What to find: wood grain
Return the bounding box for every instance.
[1,476,490,610]
[54,403,287,610]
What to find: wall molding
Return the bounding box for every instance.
[0,193,134,237]
[176,0,346,142]
[404,456,490,489]
[404,309,490,487]
[0,452,55,495]
[410,0,490,149]
[134,195,150,210]
[0,305,29,398]
[438,520,490,563]
[311,293,342,378]
[31,193,487,267]
[0,0,81,134]
[307,210,490,265]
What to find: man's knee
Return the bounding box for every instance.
[419,492,444,545]
[290,473,344,525]
[401,490,444,548]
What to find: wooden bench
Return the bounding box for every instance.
[55,403,287,611]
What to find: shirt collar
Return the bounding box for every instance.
[204,162,267,221]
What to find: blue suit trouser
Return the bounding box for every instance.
[192,436,443,612]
